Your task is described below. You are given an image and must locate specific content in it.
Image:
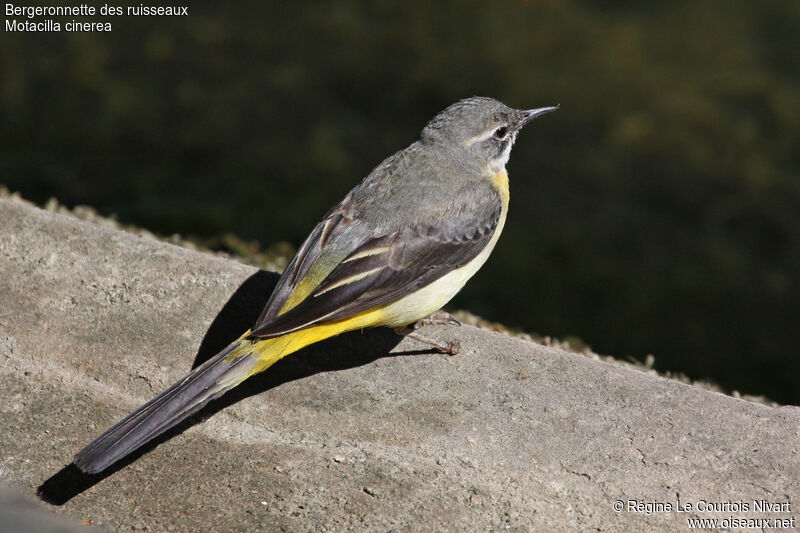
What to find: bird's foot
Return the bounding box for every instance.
[394,312,462,355]
[414,310,462,329]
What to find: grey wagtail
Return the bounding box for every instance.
[73,97,558,474]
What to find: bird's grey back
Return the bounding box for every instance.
[346,140,500,235]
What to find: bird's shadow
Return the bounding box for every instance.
[38,269,425,505]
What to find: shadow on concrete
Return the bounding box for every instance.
[38,269,417,505]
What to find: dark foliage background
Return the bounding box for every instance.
[2,1,799,403]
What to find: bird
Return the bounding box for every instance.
[73,96,558,474]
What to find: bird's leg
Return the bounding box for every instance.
[415,310,462,328]
[394,311,462,355]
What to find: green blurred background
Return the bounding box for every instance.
[2,1,799,403]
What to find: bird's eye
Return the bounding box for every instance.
[494,126,508,139]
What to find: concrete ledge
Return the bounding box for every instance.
[1,198,797,531]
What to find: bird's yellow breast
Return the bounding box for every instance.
[489,169,510,206]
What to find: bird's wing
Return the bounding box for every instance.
[251,182,502,338]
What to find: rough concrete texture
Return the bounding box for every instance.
[1,198,798,532]
[0,486,106,533]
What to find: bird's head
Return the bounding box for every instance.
[421,96,558,172]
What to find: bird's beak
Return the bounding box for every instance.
[520,105,560,126]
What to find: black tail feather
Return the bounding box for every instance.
[73,338,255,474]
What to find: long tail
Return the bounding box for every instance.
[73,331,284,474]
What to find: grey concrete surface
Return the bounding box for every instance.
[0,486,107,533]
[0,198,798,532]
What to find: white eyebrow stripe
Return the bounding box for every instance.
[315,266,384,296]
[461,127,500,147]
[342,246,392,262]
